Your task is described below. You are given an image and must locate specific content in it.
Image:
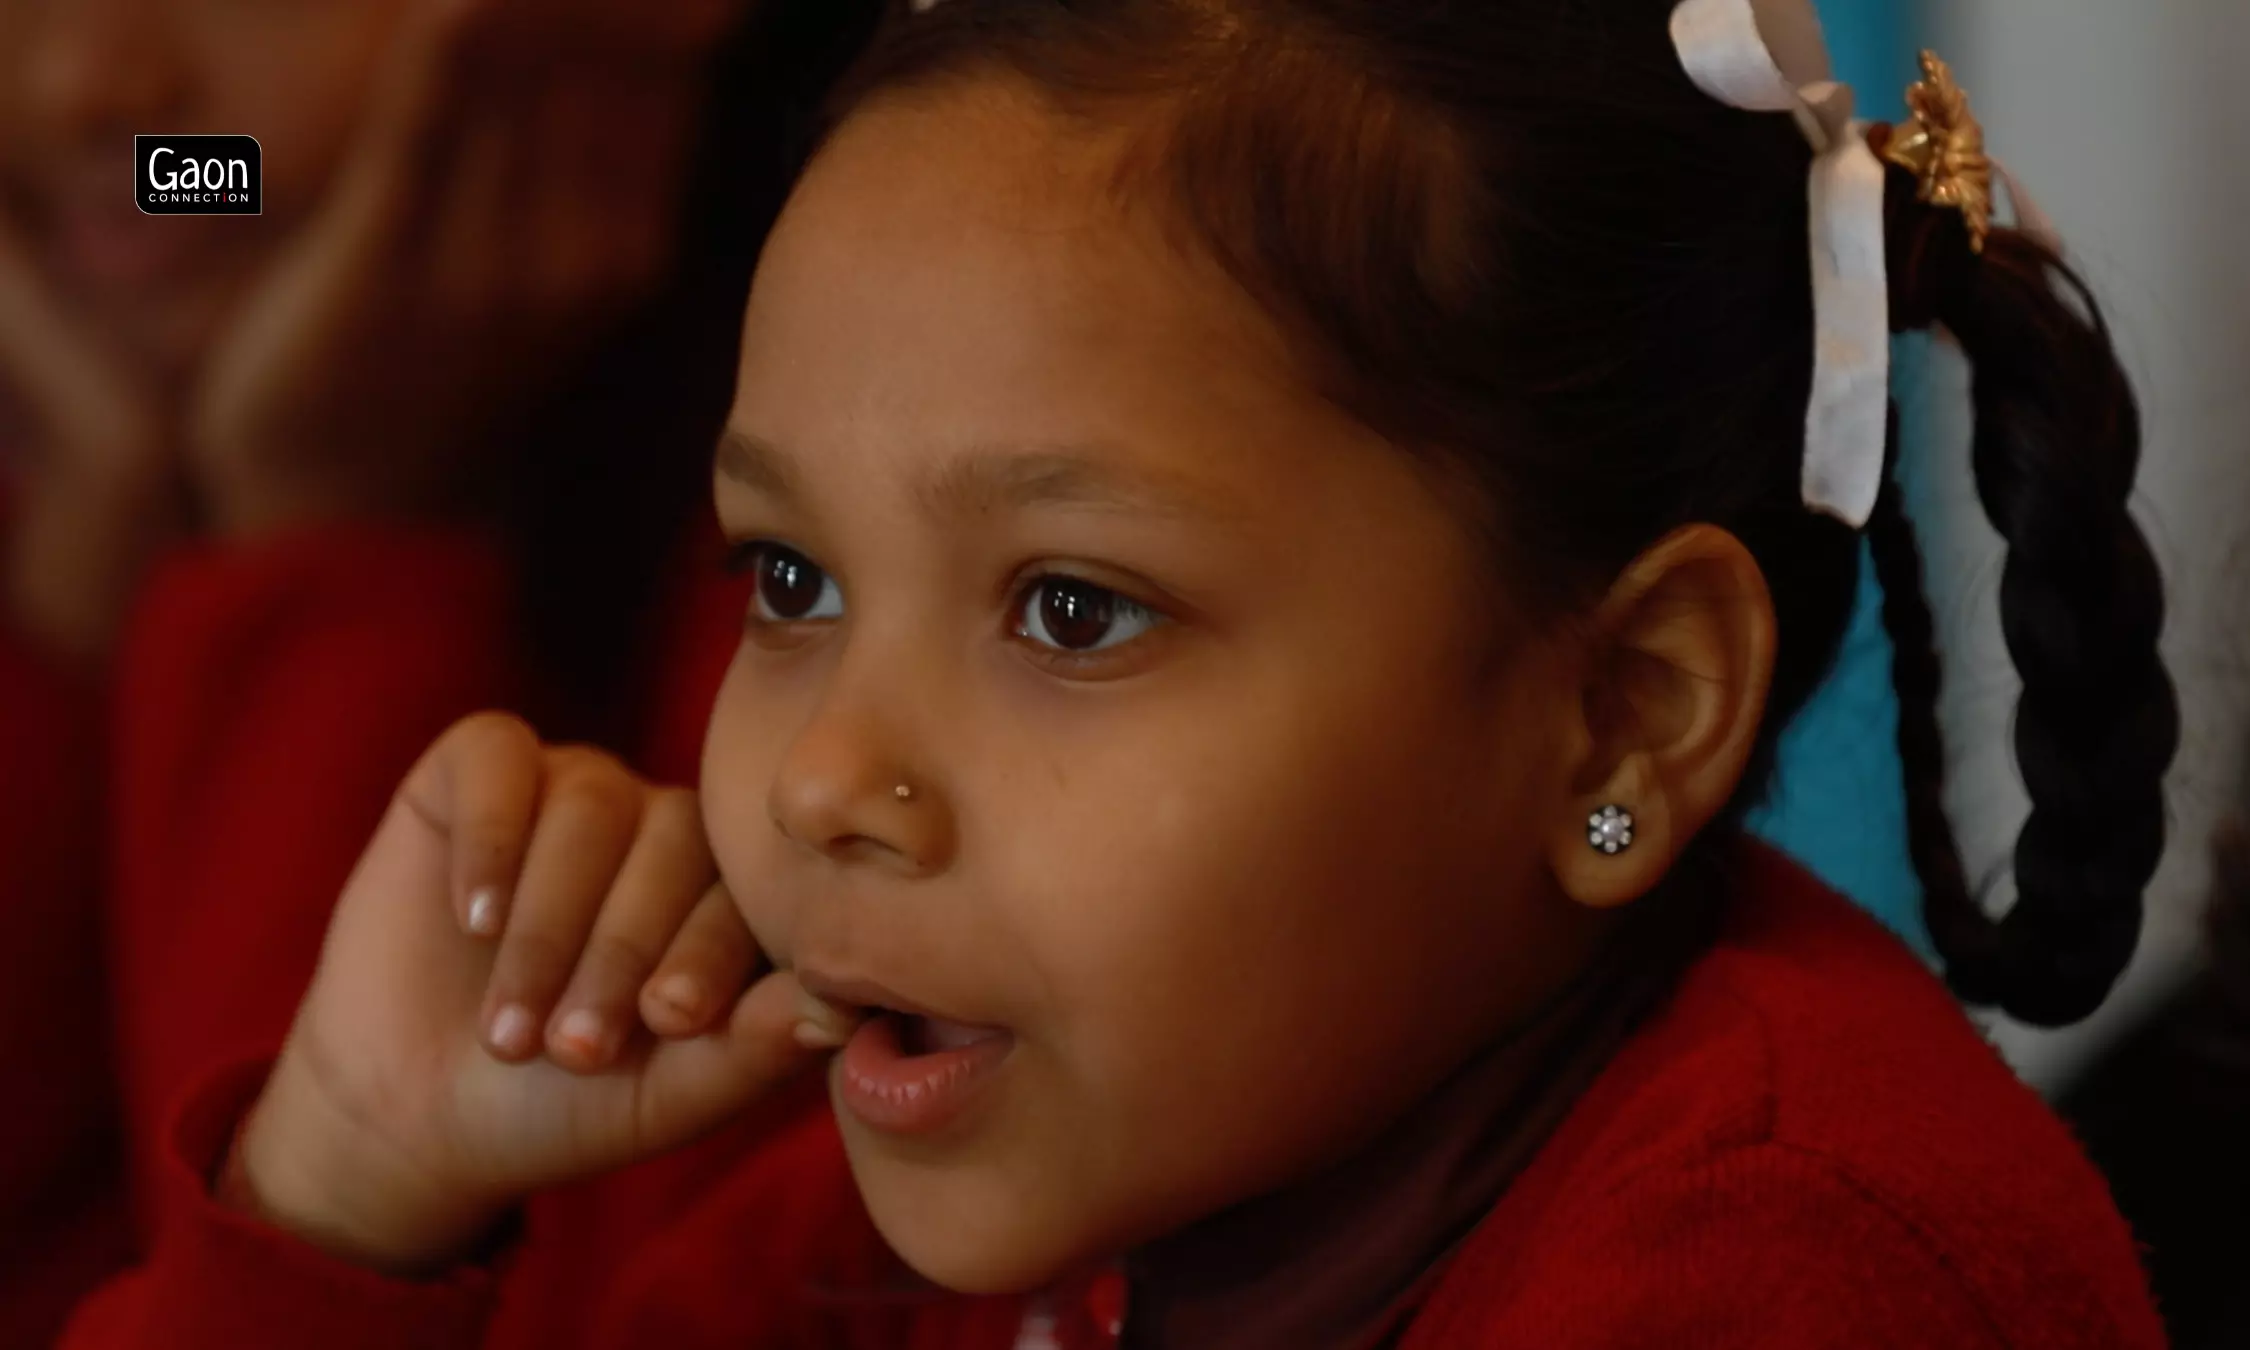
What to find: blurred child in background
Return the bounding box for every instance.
[0,0,881,1341]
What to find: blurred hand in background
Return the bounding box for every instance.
[0,205,169,661]
[189,0,740,534]
[0,0,744,659]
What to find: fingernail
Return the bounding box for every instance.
[652,973,705,1022]
[793,1019,850,1051]
[794,990,858,1048]
[466,886,502,936]
[555,1008,611,1061]
[489,1003,536,1056]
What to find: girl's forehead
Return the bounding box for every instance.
[733,90,1329,500]
[753,85,1293,369]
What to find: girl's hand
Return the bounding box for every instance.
[237,712,844,1273]
[187,0,741,535]
[0,215,176,661]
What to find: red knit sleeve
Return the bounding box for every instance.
[55,1061,901,1350]
[0,621,135,1347]
[1417,1144,2142,1350]
[105,524,524,1216]
[57,1058,504,1350]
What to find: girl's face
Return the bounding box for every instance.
[0,0,413,371]
[704,82,1601,1293]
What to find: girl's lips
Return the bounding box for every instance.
[836,1011,1014,1136]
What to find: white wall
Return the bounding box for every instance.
[1913,1,2250,1092]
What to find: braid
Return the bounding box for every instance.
[1879,166,2181,1027]
[1862,439,1994,996]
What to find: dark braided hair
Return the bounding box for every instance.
[1870,147,2180,1025]
[826,0,2177,1027]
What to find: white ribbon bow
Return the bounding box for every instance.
[1671,0,1892,528]
[903,0,2048,528]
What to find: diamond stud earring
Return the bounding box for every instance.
[1587,805,1635,855]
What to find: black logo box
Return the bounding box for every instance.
[135,135,262,216]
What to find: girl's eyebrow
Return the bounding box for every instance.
[716,428,1242,521]
[716,429,799,498]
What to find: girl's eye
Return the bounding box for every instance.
[738,544,843,623]
[1014,576,1161,654]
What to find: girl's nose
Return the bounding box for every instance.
[765,701,957,878]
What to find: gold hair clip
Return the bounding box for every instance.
[1880,51,1995,252]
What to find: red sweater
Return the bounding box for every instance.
[0,621,134,1348]
[0,520,781,1346]
[57,844,2165,1349]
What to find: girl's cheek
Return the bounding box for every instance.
[697,740,788,953]
[706,821,789,958]
[717,851,797,967]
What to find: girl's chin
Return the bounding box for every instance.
[884,1229,1069,1298]
[853,1172,1107,1298]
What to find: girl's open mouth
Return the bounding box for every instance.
[837,1008,1015,1135]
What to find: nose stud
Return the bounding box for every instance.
[894,783,915,802]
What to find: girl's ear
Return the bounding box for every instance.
[1546,525,1777,910]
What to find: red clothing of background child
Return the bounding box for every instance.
[57,846,2163,1349]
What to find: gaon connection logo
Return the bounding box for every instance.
[134,135,261,215]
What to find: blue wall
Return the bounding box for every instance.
[1814,0,1912,122]
[1742,0,1930,951]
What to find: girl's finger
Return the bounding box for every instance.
[478,747,644,1061]
[639,882,760,1041]
[630,968,823,1158]
[543,788,715,1072]
[395,711,542,937]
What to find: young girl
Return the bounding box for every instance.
[61,0,2177,1345]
